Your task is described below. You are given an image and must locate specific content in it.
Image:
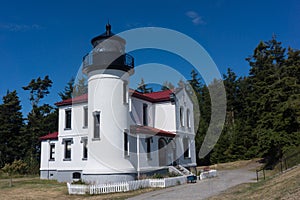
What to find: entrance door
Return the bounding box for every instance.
[158,138,167,166]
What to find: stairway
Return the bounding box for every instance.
[169,165,194,176]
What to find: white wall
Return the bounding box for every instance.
[154,102,176,131]
[130,97,154,127]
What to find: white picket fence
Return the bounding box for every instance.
[67,176,186,195]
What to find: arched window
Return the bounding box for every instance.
[186,109,190,128]
[180,107,184,127]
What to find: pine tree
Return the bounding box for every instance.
[59,77,74,100]
[0,91,23,167]
[22,76,57,173]
[137,78,153,93]
[161,81,174,91]
[245,37,299,166]
[73,76,88,97]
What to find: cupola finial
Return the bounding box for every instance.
[106,20,111,35]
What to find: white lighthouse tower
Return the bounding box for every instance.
[82,24,136,184]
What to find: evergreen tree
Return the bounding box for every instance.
[73,76,88,97]
[245,37,300,166]
[59,77,74,100]
[161,81,175,91]
[137,78,153,93]
[0,91,23,167]
[22,76,57,173]
[22,75,53,108]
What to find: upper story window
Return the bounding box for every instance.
[49,143,55,161]
[124,130,129,157]
[81,137,88,160]
[83,106,88,128]
[65,109,72,130]
[123,81,129,104]
[180,107,184,127]
[93,111,100,139]
[62,138,73,161]
[143,104,148,126]
[187,109,191,128]
[183,137,190,158]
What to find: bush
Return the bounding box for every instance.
[152,173,164,179]
[2,160,28,175]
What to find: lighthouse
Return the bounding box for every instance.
[81,24,136,184]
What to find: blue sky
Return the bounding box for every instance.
[0,0,299,115]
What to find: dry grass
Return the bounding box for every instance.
[197,158,262,172]
[0,178,160,200]
[208,165,300,200]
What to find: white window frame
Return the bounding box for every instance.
[83,106,88,128]
[65,108,72,130]
[93,111,100,140]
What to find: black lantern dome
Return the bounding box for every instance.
[91,23,126,48]
[82,23,134,75]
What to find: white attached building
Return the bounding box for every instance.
[40,24,196,184]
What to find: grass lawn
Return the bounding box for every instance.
[0,177,160,200]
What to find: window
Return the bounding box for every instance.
[183,138,190,158]
[146,137,152,159]
[143,104,148,126]
[83,106,88,128]
[63,139,73,160]
[180,107,184,127]
[82,137,88,160]
[65,109,72,129]
[73,172,81,179]
[124,131,129,157]
[93,111,100,139]
[187,109,190,128]
[49,144,55,161]
[129,98,132,112]
[123,81,128,104]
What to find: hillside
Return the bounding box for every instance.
[209,165,300,200]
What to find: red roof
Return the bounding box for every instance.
[55,94,88,106]
[55,89,173,106]
[130,125,175,138]
[40,132,58,140]
[131,89,173,103]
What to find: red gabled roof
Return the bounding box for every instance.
[40,132,58,140]
[54,89,173,107]
[55,94,88,106]
[130,125,175,138]
[131,89,173,103]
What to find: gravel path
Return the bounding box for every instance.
[127,168,257,200]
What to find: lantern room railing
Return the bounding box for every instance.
[82,52,134,71]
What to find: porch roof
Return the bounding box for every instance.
[40,132,58,140]
[130,125,175,138]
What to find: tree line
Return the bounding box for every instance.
[0,37,299,173]
[190,37,300,167]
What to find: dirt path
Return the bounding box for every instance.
[127,167,257,200]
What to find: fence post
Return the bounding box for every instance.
[256,170,259,182]
[263,169,265,180]
[284,158,288,170]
